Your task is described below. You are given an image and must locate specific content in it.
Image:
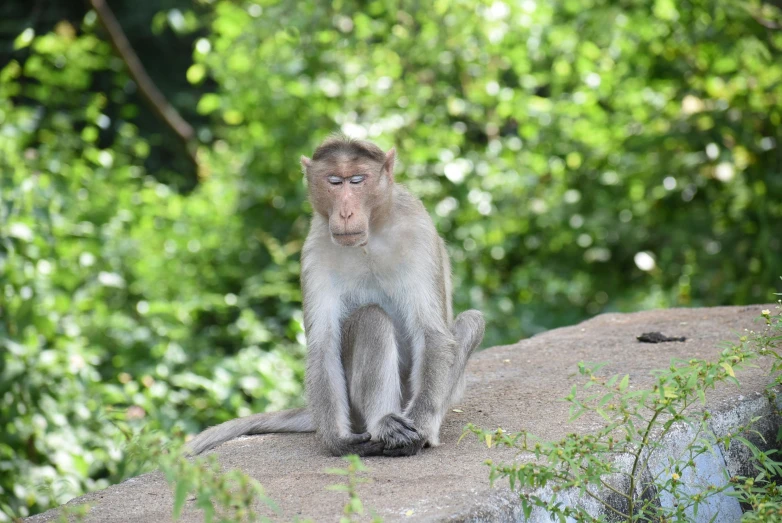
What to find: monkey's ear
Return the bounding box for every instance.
[382,148,396,181]
[300,156,312,174]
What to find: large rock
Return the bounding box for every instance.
[29,305,778,522]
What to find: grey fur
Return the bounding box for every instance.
[299,179,485,456]
[186,408,313,456]
[188,141,485,457]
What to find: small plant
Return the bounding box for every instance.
[42,425,389,523]
[39,430,275,523]
[55,503,90,523]
[326,455,381,523]
[729,289,782,521]
[467,287,782,521]
[124,430,277,523]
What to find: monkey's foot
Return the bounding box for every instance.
[328,432,385,457]
[383,438,425,457]
[375,413,425,457]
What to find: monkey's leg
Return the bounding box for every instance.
[384,310,485,457]
[342,304,421,451]
[447,309,486,406]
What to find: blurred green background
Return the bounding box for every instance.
[1,0,780,518]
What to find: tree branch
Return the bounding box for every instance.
[89,0,200,168]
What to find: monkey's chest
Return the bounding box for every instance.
[331,238,420,336]
[342,267,415,336]
[332,240,413,289]
[341,275,406,324]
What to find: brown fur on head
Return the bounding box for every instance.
[301,136,396,247]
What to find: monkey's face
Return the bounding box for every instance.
[305,155,394,248]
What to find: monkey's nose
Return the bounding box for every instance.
[340,209,354,220]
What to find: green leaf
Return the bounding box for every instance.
[598,393,614,407]
[186,64,206,84]
[173,480,189,520]
[13,27,35,49]
[325,468,350,475]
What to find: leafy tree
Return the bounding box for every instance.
[0,0,780,518]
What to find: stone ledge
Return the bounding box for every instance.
[28,305,778,522]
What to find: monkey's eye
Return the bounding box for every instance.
[349,175,366,185]
[327,176,343,186]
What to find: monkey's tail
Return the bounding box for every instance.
[185,407,314,456]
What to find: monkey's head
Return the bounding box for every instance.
[301,136,396,248]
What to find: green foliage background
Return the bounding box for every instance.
[0,0,780,518]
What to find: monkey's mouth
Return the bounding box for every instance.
[331,231,368,247]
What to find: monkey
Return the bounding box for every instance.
[186,136,485,457]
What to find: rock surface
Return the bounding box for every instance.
[29,305,778,522]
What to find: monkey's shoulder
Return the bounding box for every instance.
[392,184,442,235]
[392,184,430,216]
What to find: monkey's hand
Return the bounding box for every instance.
[326,432,385,457]
[376,413,425,457]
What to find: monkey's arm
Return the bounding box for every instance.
[385,326,456,457]
[385,236,457,456]
[302,280,384,457]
